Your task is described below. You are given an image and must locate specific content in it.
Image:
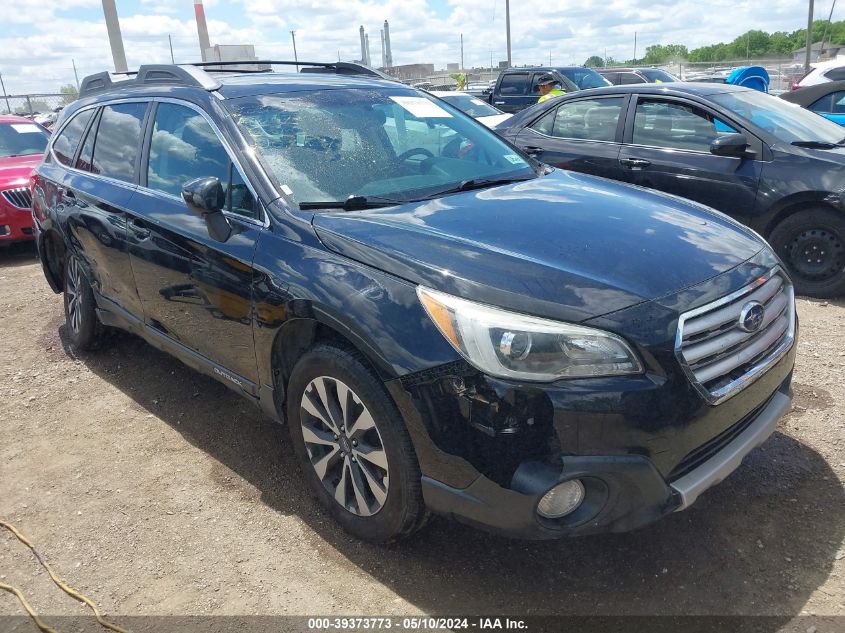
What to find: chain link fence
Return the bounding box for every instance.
[672,59,804,92]
[1,94,70,128]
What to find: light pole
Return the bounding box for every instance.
[0,71,10,114]
[505,0,512,67]
[805,0,815,72]
[290,30,299,71]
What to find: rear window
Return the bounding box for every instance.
[640,69,679,83]
[0,121,49,158]
[52,109,95,166]
[91,103,147,184]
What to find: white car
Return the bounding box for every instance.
[430,91,512,128]
[795,58,845,88]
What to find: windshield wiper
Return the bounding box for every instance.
[424,175,535,198]
[299,195,404,211]
[791,140,844,149]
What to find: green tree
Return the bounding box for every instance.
[584,55,605,68]
[59,84,79,105]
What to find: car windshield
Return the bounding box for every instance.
[0,121,49,158]
[641,69,679,83]
[560,68,612,89]
[226,88,536,206]
[438,94,502,118]
[711,89,845,144]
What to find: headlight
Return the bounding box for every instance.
[417,287,643,381]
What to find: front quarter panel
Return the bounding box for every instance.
[250,221,462,392]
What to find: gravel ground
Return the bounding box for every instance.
[0,243,843,630]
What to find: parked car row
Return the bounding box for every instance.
[494,82,845,297]
[0,116,50,247]
[29,62,798,544]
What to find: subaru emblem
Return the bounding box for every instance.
[739,301,765,333]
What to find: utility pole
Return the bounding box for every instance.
[549,50,552,66]
[461,33,464,70]
[505,0,512,67]
[0,71,10,114]
[72,59,80,91]
[290,30,299,71]
[168,34,175,63]
[633,32,637,62]
[805,0,815,72]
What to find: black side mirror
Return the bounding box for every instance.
[181,176,232,242]
[710,133,750,158]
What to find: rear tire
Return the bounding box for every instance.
[286,343,426,543]
[768,208,845,298]
[63,255,101,350]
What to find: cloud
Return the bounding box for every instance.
[0,0,820,94]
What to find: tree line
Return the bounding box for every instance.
[584,19,845,67]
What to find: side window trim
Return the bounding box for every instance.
[141,98,266,227]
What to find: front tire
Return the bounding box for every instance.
[769,208,845,298]
[63,255,101,350]
[286,344,426,543]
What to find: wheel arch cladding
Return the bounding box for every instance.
[38,229,67,294]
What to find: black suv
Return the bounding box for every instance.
[486,66,610,113]
[32,62,796,542]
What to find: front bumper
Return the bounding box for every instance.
[417,382,791,539]
[0,205,35,244]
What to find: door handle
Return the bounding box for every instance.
[493,101,505,105]
[620,158,651,169]
[129,218,151,240]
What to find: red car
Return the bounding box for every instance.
[0,115,49,246]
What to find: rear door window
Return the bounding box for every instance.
[52,109,95,166]
[531,97,625,141]
[75,109,101,172]
[91,103,148,184]
[498,73,530,95]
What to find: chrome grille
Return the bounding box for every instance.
[1,187,32,210]
[676,268,795,404]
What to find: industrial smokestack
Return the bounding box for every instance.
[380,30,386,68]
[359,25,367,65]
[365,33,371,67]
[101,0,128,73]
[194,0,212,61]
[384,20,393,67]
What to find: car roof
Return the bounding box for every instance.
[552,82,754,98]
[501,66,594,73]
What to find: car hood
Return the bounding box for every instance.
[312,170,764,323]
[0,154,41,189]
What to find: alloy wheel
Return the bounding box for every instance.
[66,257,83,334]
[299,376,389,516]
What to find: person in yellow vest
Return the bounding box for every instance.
[537,74,566,103]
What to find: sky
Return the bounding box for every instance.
[0,0,827,95]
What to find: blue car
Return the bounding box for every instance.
[32,62,795,542]
[780,80,845,126]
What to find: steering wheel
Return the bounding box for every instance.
[397,147,435,162]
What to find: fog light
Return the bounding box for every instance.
[537,479,585,519]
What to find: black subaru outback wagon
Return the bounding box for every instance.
[32,62,797,542]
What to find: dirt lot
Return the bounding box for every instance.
[1,243,843,629]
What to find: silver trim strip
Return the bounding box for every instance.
[674,266,796,405]
[672,390,791,510]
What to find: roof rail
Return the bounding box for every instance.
[78,60,396,98]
